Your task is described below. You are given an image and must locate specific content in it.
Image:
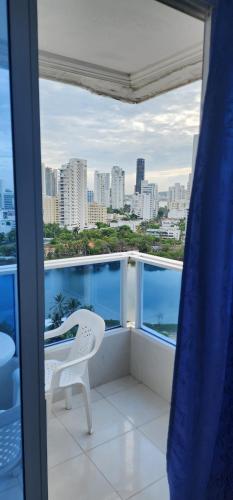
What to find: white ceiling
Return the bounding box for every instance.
[38,0,204,102]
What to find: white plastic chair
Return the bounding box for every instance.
[45,309,105,434]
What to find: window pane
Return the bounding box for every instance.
[0,0,23,497]
[45,261,121,344]
[142,264,181,343]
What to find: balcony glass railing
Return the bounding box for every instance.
[133,252,183,344]
[0,270,17,344]
[45,260,122,344]
[0,252,183,347]
[142,263,182,343]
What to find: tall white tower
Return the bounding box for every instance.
[111,166,125,209]
[141,180,159,218]
[94,171,110,207]
[59,158,87,229]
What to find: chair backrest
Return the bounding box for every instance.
[63,309,105,363]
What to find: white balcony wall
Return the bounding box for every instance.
[130,328,175,402]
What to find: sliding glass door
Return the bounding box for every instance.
[0,1,47,499]
[0,1,24,497]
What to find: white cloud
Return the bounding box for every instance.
[39,78,201,192]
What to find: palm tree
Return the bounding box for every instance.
[49,310,63,329]
[50,293,66,318]
[65,297,81,316]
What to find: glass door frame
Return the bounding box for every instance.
[7,0,48,498]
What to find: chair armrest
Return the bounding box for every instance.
[44,325,65,341]
[53,352,93,374]
[49,352,93,391]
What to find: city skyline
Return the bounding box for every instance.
[0,71,200,192]
[39,79,201,192]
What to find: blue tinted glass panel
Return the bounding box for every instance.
[0,274,16,341]
[45,261,121,344]
[0,0,23,497]
[142,264,182,343]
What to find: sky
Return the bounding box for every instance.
[0,68,14,191]
[0,69,201,193]
[39,79,202,194]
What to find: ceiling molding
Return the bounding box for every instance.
[156,0,215,20]
[39,50,132,101]
[131,43,203,89]
[39,44,203,103]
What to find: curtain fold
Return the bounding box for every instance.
[167,1,233,499]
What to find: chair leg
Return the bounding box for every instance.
[65,386,72,410]
[82,383,93,435]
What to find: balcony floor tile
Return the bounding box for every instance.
[48,454,120,500]
[88,429,166,500]
[56,398,133,451]
[95,375,139,398]
[107,384,169,426]
[130,477,169,500]
[52,388,103,417]
[47,416,83,469]
[139,413,170,453]
[47,379,170,500]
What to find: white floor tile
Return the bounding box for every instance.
[139,413,169,453]
[48,454,120,500]
[107,384,169,426]
[47,417,83,468]
[88,429,166,500]
[58,398,133,451]
[95,376,138,397]
[130,477,169,500]
[52,388,103,417]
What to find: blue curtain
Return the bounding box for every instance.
[167,2,233,499]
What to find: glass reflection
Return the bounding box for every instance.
[0,0,23,497]
[142,264,181,343]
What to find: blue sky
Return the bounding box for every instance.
[39,79,201,193]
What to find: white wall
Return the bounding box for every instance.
[45,326,175,403]
[130,328,175,402]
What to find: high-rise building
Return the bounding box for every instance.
[88,203,107,225]
[111,166,125,209]
[135,158,145,194]
[0,209,16,234]
[87,190,94,204]
[132,192,153,221]
[4,189,14,210]
[168,183,186,204]
[46,168,57,196]
[59,158,87,230]
[94,171,110,207]
[42,164,58,196]
[43,196,59,224]
[186,173,193,202]
[131,193,143,218]
[141,180,159,218]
